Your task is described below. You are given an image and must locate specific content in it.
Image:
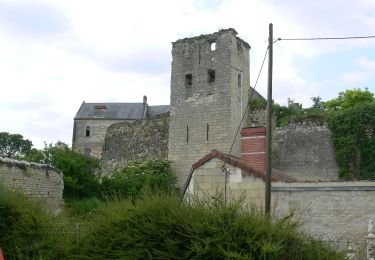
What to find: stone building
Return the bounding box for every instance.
[72,96,169,158]
[168,28,252,186]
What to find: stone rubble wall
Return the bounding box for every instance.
[101,113,169,173]
[272,120,339,180]
[0,157,64,214]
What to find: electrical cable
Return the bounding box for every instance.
[277,35,375,41]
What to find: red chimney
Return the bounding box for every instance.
[241,127,266,173]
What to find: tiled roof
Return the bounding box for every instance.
[192,149,297,183]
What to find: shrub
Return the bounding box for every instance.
[64,197,106,217]
[0,187,70,259]
[25,144,101,199]
[72,193,344,259]
[100,159,176,198]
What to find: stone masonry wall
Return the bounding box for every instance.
[101,113,169,173]
[168,29,251,187]
[272,120,338,180]
[73,119,133,159]
[272,182,375,241]
[0,157,64,214]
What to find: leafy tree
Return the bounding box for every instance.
[100,159,175,198]
[325,88,374,110]
[310,96,325,110]
[0,132,32,158]
[25,143,100,199]
[327,102,375,179]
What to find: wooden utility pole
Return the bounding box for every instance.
[265,23,273,216]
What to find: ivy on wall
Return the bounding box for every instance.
[327,102,375,179]
[252,88,375,180]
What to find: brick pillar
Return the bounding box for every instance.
[241,127,266,173]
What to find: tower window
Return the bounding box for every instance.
[238,74,242,87]
[207,69,215,83]
[206,123,209,141]
[85,126,90,137]
[185,74,192,87]
[210,42,216,51]
[186,125,189,143]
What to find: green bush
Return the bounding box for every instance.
[328,102,375,179]
[0,187,70,259]
[100,159,176,198]
[72,194,344,259]
[64,197,106,217]
[25,144,101,199]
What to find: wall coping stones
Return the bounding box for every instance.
[272,181,375,191]
[0,156,61,174]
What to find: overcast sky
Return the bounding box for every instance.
[1,0,375,148]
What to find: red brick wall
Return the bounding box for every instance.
[241,127,266,173]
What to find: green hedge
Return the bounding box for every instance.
[72,194,344,259]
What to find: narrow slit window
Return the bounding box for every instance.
[186,125,189,143]
[85,126,90,137]
[185,74,192,87]
[208,69,215,83]
[238,74,242,87]
[210,42,216,51]
[206,123,209,141]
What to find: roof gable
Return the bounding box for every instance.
[192,149,297,183]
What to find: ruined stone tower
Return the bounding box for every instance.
[168,29,251,186]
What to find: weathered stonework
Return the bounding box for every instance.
[101,113,169,172]
[0,157,64,214]
[168,28,251,186]
[272,182,375,241]
[73,118,134,158]
[272,120,339,180]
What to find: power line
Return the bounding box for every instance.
[276,35,375,42]
[224,46,269,164]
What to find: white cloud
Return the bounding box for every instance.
[1,0,375,147]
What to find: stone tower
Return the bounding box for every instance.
[168,28,251,187]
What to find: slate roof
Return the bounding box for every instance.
[74,102,169,120]
[148,105,170,116]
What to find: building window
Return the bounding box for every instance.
[208,69,215,83]
[186,125,189,143]
[185,74,192,87]
[85,126,90,137]
[206,123,209,141]
[238,73,242,87]
[210,42,216,51]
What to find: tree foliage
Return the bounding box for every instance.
[0,132,32,158]
[100,159,176,198]
[325,88,374,110]
[327,102,375,179]
[25,144,100,199]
